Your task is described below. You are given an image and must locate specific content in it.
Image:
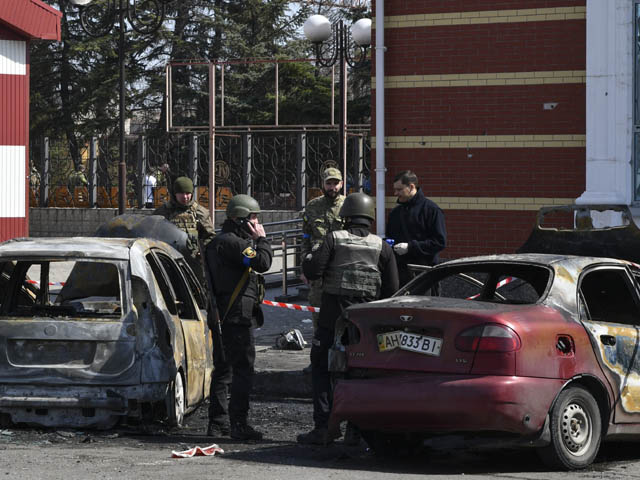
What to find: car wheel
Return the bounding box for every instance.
[538,386,602,470]
[166,370,185,428]
[361,430,423,457]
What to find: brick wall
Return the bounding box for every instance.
[375,1,587,259]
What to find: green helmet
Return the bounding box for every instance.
[339,192,375,221]
[226,194,261,218]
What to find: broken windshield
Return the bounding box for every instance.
[396,262,552,305]
[0,259,123,318]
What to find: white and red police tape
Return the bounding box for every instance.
[262,299,320,313]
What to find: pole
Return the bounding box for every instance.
[118,0,126,214]
[339,20,348,196]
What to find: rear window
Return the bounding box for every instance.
[0,259,123,318]
[397,262,551,305]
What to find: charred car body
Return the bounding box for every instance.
[329,205,640,469]
[0,235,213,428]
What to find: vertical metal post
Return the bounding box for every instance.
[275,61,279,126]
[136,135,146,208]
[331,65,335,125]
[208,62,216,225]
[243,132,253,196]
[281,235,288,296]
[354,134,364,192]
[188,134,198,185]
[40,136,50,207]
[339,20,348,196]
[296,129,307,210]
[220,62,225,127]
[117,0,127,214]
[88,137,98,207]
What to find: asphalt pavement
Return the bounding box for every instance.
[253,285,313,398]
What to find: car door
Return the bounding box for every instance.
[176,258,213,397]
[579,265,640,423]
[151,251,207,407]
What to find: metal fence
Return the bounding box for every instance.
[29,129,371,210]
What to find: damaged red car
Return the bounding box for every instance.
[329,249,640,470]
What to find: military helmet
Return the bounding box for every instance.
[339,192,375,221]
[226,194,261,218]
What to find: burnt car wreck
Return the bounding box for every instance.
[328,205,640,470]
[0,233,213,429]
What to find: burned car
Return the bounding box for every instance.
[329,205,640,470]
[0,236,213,428]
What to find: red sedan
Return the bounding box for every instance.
[328,254,640,470]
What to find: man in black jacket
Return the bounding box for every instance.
[386,170,446,286]
[297,192,399,445]
[205,194,273,440]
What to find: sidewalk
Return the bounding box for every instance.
[252,286,313,398]
[253,347,311,398]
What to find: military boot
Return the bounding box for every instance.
[206,420,230,437]
[230,422,263,441]
[296,427,334,446]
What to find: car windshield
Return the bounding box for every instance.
[396,262,551,305]
[0,259,123,318]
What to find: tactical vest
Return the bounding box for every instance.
[168,206,199,238]
[323,230,383,298]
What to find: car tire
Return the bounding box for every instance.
[361,430,423,457]
[166,370,185,428]
[538,386,602,470]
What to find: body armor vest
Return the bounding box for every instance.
[323,230,383,298]
[168,207,198,237]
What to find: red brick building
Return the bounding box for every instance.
[373,1,630,259]
[0,0,60,242]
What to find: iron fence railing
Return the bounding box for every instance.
[29,130,371,210]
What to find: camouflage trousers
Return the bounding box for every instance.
[308,278,323,332]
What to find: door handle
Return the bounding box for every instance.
[600,335,616,346]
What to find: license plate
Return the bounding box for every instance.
[377,330,442,356]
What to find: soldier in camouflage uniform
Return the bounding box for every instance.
[154,176,215,286]
[300,168,346,334]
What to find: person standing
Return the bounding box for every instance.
[68,165,88,191]
[386,170,447,287]
[144,172,157,208]
[297,192,398,445]
[205,194,273,440]
[300,167,345,371]
[154,176,215,287]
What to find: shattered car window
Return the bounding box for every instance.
[0,260,122,317]
[580,268,640,326]
[399,263,551,304]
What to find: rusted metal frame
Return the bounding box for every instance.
[166,58,341,133]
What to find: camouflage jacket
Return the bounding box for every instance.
[301,194,345,257]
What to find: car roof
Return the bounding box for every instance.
[0,237,180,261]
[439,253,633,270]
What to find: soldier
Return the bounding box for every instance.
[297,193,399,445]
[154,176,215,286]
[300,167,346,371]
[205,194,273,440]
[68,165,88,191]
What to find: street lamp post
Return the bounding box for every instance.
[70,0,170,214]
[304,15,371,196]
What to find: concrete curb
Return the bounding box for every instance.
[253,347,312,398]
